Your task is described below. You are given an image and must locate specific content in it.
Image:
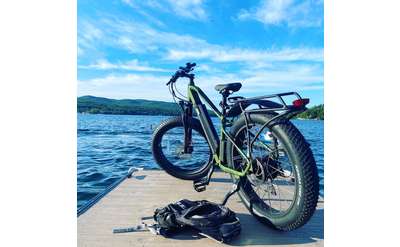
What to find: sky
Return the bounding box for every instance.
[78,0,324,106]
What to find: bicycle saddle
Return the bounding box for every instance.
[214,83,242,94]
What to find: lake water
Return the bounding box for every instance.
[78,114,324,209]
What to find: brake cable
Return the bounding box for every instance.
[173,82,188,101]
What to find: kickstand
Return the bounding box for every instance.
[221,179,242,206]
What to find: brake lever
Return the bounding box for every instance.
[166,73,177,85]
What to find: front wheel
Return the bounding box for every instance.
[226,114,319,231]
[152,117,213,180]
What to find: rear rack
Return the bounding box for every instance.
[233,92,306,115]
[236,91,302,111]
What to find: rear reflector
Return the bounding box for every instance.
[292,98,310,107]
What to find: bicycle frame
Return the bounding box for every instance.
[186,83,252,178]
[183,81,307,177]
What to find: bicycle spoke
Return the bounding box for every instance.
[236,122,298,216]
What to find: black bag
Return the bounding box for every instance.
[154,199,241,243]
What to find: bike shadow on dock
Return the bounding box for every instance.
[230,208,324,246]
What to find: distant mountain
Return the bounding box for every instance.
[78,96,182,116]
[78,95,323,120]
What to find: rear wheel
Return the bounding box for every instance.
[152,117,213,180]
[226,114,319,231]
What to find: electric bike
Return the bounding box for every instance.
[151,63,319,231]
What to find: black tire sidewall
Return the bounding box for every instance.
[151,117,213,180]
[226,114,312,229]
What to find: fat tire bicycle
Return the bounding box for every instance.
[152,63,319,231]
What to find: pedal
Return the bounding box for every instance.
[193,165,215,192]
[193,177,208,192]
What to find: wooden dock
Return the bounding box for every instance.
[78,170,324,247]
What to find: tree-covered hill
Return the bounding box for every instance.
[78,96,182,116]
[296,104,324,120]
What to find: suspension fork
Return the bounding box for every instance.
[179,101,193,154]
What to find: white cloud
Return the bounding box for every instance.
[77,21,104,56]
[77,16,323,101]
[79,17,323,65]
[238,0,323,27]
[120,0,165,27]
[80,21,103,41]
[166,47,323,63]
[78,73,173,100]
[96,18,209,54]
[238,64,323,92]
[166,0,207,20]
[239,0,292,25]
[78,61,323,101]
[79,73,166,86]
[78,59,170,72]
[121,0,207,21]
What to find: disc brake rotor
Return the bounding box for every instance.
[248,156,282,186]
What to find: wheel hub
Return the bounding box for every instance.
[248,156,281,186]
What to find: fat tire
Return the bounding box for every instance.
[152,117,213,180]
[226,114,319,231]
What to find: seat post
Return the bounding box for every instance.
[221,91,229,116]
[219,91,229,165]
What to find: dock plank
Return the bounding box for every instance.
[78,170,323,247]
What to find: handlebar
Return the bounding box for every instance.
[166,62,196,85]
[179,62,196,72]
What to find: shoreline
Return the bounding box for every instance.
[78,112,324,120]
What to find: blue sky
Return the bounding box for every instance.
[78,0,324,106]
